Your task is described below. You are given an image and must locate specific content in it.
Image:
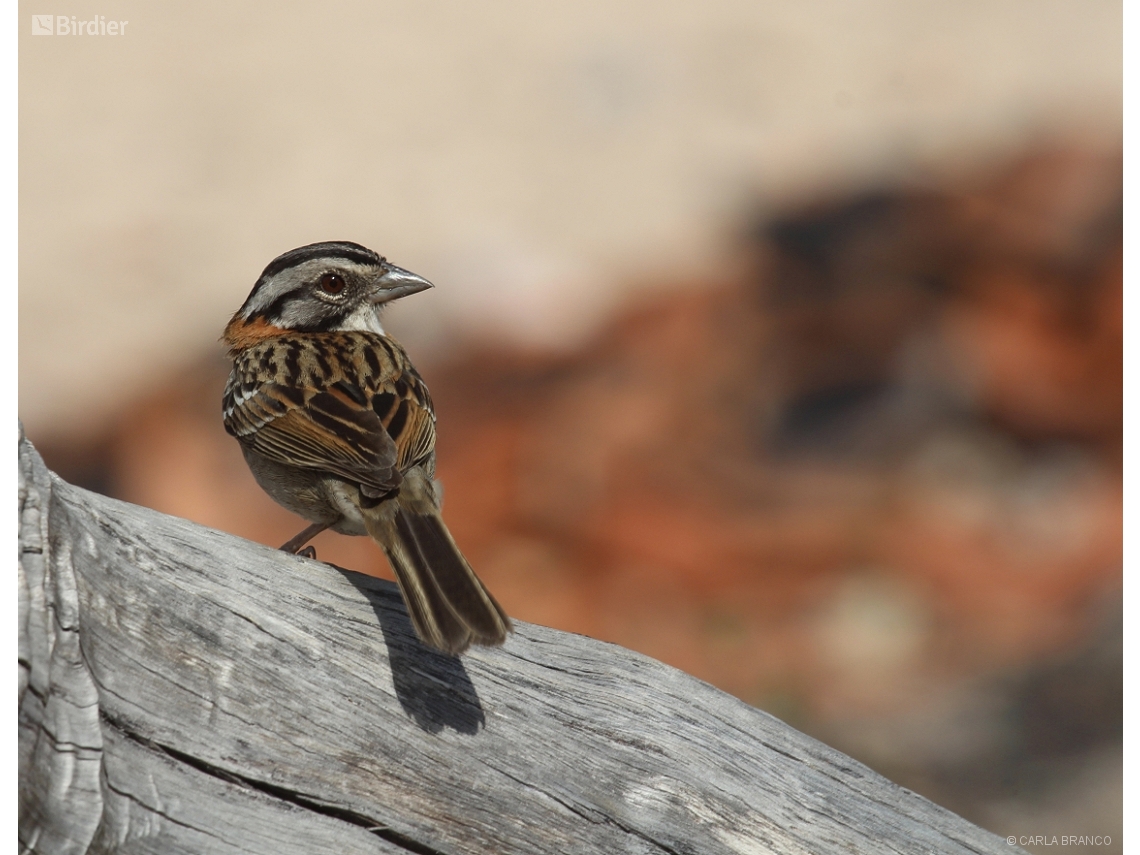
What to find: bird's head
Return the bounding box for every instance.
[224,241,432,349]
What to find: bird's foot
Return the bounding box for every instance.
[279,521,333,555]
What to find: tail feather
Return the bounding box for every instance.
[363,476,511,655]
[382,522,474,654]
[400,511,510,641]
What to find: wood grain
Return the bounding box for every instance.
[18,426,1021,854]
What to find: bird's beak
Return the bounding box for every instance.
[369,265,434,304]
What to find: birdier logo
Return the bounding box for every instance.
[31,15,129,36]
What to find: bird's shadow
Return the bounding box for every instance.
[333,565,486,735]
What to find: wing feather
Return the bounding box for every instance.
[222,332,436,495]
[225,381,400,494]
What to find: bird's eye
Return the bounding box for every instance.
[319,273,346,295]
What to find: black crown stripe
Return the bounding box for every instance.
[258,241,384,282]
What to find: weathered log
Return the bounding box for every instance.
[18,426,1020,854]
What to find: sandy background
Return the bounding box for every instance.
[19,0,1120,440]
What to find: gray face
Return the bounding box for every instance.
[238,246,433,334]
[242,257,384,332]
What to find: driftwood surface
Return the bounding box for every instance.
[18,427,1019,855]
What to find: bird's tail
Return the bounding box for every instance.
[362,470,510,655]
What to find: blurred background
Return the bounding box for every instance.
[20,2,1121,851]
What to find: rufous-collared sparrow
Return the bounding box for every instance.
[222,241,510,654]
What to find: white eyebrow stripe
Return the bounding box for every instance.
[240,258,381,318]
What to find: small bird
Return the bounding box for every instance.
[222,241,510,655]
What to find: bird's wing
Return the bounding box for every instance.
[222,333,438,495]
[366,364,437,474]
[224,375,402,495]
